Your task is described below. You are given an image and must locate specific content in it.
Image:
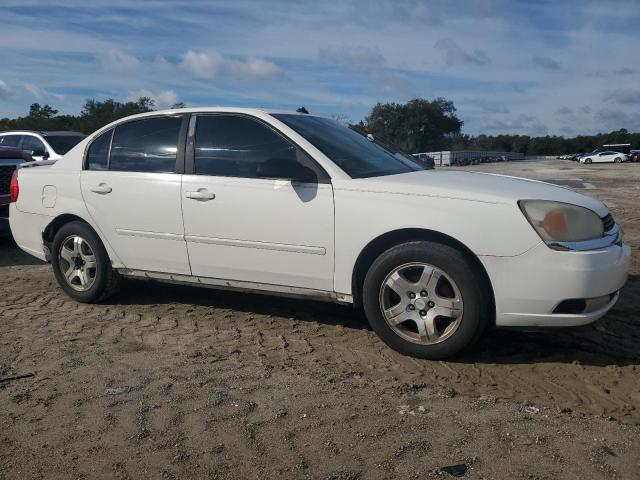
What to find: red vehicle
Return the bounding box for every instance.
[630,150,639,162]
[0,147,32,235]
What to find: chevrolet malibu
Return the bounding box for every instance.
[8,108,630,359]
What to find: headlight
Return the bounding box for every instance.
[519,200,603,244]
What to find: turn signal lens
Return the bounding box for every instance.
[9,169,19,203]
[542,210,568,238]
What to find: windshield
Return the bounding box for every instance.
[43,135,86,154]
[272,114,424,178]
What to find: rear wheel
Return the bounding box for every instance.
[614,157,622,163]
[362,241,489,359]
[51,221,120,303]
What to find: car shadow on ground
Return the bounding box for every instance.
[0,237,46,267]
[3,237,637,367]
[109,274,640,368]
[111,278,370,330]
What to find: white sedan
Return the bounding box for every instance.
[579,151,626,164]
[8,108,630,359]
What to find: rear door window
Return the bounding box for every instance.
[109,116,182,173]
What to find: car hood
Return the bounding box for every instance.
[340,170,609,217]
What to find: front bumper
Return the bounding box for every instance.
[480,240,630,327]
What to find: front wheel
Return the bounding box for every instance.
[584,158,592,164]
[614,157,622,163]
[362,241,489,359]
[51,221,120,303]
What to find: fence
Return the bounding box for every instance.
[413,150,525,166]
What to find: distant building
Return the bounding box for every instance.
[414,150,525,166]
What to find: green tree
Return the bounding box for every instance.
[78,97,155,133]
[0,97,156,135]
[363,98,464,152]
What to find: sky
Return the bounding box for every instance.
[0,0,639,136]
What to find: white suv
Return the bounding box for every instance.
[0,131,86,161]
[8,108,630,359]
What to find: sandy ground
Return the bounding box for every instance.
[1,159,639,479]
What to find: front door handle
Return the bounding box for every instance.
[185,189,215,201]
[89,183,112,194]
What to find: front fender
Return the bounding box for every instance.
[333,188,540,295]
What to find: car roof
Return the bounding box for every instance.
[0,130,86,136]
[152,107,309,116]
[85,107,318,138]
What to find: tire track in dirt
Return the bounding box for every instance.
[1,261,639,424]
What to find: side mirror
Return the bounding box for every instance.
[257,158,317,183]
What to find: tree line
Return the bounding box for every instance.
[359,98,639,155]
[1,97,637,156]
[0,98,158,136]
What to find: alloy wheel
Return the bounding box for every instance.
[379,262,464,345]
[59,235,98,292]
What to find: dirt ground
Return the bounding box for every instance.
[1,159,639,479]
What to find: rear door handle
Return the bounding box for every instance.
[89,183,112,194]
[185,189,215,201]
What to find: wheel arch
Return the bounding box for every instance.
[42,213,93,245]
[351,228,495,321]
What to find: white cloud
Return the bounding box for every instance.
[318,45,385,72]
[23,83,64,101]
[126,89,178,107]
[368,70,414,95]
[225,56,284,79]
[604,88,640,105]
[532,55,561,71]
[99,50,140,73]
[595,108,640,130]
[181,50,283,80]
[481,114,541,131]
[0,80,12,99]
[614,67,635,76]
[471,99,509,114]
[181,50,223,78]
[434,38,490,65]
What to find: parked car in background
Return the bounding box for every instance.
[0,131,86,161]
[8,108,630,359]
[590,144,632,156]
[0,147,32,235]
[579,151,627,164]
[412,153,436,169]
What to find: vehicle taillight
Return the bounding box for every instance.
[9,169,19,203]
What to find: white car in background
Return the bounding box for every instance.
[8,108,630,359]
[579,151,626,164]
[0,131,86,161]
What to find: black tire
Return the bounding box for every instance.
[614,157,622,163]
[362,241,489,359]
[584,158,592,164]
[51,221,120,303]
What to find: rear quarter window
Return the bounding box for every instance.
[86,129,112,171]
